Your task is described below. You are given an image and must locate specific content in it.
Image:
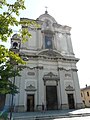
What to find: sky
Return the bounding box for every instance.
[1,0,90,88]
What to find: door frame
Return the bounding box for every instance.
[67,93,75,109]
[26,94,35,112]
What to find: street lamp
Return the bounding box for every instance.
[9,65,17,120]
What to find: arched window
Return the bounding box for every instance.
[13,42,18,49]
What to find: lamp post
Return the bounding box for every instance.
[9,66,16,120]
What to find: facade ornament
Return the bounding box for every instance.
[58,67,78,72]
[65,85,74,91]
[36,66,43,70]
[38,49,62,57]
[71,68,78,72]
[43,72,59,81]
[25,84,36,91]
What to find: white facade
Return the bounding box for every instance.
[6,11,83,112]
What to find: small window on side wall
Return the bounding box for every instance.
[81,93,83,97]
[87,92,89,96]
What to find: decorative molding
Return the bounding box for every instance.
[38,49,62,57]
[27,72,35,76]
[58,67,78,72]
[65,85,74,91]
[58,67,70,71]
[18,65,43,70]
[25,84,36,91]
[41,30,55,35]
[65,73,71,78]
[71,68,78,72]
[43,72,59,81]
[36,66,43,70]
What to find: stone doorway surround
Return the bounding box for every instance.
[43,72,60,110]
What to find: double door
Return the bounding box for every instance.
[46,86,58,110]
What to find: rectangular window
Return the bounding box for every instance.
[87,92,89,96]
[81,93,83,97]
[45,36,52,49]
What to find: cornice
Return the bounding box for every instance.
[57,67,78,72]
[20,54,79,63]
[18,65,43,70]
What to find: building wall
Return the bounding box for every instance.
[81,87,90,107]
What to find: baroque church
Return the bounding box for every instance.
[5,10,83,112]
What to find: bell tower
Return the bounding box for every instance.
[10,34,21,53]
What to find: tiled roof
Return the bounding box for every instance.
[81,86,90,90]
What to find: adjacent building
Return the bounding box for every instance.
[5,10,83,112]
[81,85,90,107]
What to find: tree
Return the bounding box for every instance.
[0,0,31,94]
[0,1,39,118]
[0,0,32,42]
[0,0,39,95]
[0,0,25,95]
[0,45,25,94]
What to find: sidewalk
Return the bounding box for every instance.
[12,108,90,120]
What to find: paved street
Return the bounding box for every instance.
[54,116,90,120]
[54,108,90,120]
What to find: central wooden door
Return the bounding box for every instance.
[27,94,34,112]
[46,86,58,110]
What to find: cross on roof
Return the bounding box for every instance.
[45,6,48,14]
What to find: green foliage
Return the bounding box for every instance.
[0,0,38,42]
[0,0,39,94]
[0,0,26,42]
[0,0,27,94]
[0,45,25,94]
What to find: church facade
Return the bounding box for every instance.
[5,11,83,112]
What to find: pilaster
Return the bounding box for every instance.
[58,67,68,109]
[36,66,44,110]
[71,69,83,108]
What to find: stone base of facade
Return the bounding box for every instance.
[14,105,25,112]
[76,103,83,109]
[36,105,42,111]
[61,104,68,109]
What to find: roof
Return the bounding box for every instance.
[81,86,90,91]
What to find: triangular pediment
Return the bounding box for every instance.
[37,50,62,57]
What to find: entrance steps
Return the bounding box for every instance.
[13,115,56,120]
[12,110,71,120]
[13,109,90,120]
